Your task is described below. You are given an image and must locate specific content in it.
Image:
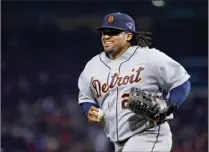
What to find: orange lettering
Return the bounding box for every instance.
[108,16,114,22]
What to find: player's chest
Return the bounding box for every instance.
[90,62,155,98]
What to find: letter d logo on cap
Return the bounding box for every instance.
[107,16,114,22]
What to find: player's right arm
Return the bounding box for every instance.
[78,64,100,123]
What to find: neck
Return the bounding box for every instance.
[109,44,131,60]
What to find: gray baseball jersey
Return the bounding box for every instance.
[78,46,190,143]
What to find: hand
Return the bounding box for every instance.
[87,106,100,123]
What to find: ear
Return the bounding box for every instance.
[126,33,133,41]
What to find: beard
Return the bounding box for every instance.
[104,48,114,54]
[104,48,117,59]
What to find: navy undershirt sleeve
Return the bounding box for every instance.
[168,79,191,107]
[80,102,99,118]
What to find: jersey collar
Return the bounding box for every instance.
[100,46,140,64]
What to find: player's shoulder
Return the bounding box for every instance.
[85,54,100,67]
[139,47,172,60]
[79,54,100,80]
[82,54,101,72]
[139,47,164,55]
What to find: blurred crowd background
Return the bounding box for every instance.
[1,1,208,152]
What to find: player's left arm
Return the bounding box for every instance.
[166,79,191,115]
[154,51,191,115]
[168,80,191,107]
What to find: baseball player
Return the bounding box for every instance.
[78,12,191,152]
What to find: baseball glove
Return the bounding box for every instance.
[128,87,168,125]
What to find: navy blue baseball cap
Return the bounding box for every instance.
[96,12,136,33]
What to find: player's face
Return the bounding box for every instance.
[101,29,132,55]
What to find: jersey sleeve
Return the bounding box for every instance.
[154,51,190,92]
[78,64,97,105]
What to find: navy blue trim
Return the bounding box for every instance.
[116,46,139,142]
[118,46,140,72]
[151,125,161,152]
[99,53,111,70]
